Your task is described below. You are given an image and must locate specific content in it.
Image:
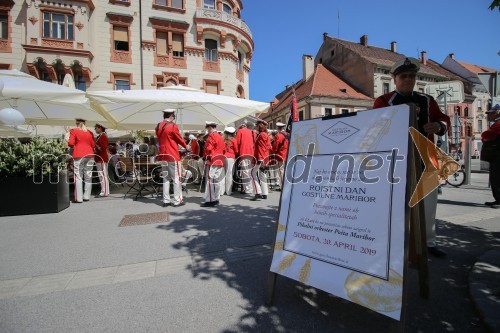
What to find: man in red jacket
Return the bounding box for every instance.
[373,57,450,257]
[271,122,289,190]
[68,118,95,203]
[94,123,109,198]
[201,121,225,207]
[482,104,500,207]
[235,122,257,194]
[251,119,271,200]
[156,109,188,207]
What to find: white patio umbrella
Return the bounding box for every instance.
[0,70,110,126]
[87,85,270,131]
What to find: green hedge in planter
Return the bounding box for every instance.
[0,137,68,178]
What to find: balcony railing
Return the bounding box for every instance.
[195,8,252,38]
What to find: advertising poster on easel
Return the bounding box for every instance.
[269,105,410,321]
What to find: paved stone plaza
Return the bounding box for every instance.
[0,173,499,332]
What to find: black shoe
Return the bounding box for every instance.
[214,200,219,206]
[200,201,216,207]
[485,201,499,207]
[172,202,185,207]
[261,195,267,199]
[163,202,171,207]
[275,188,282,192]
[83,199,89,202]
[428,246,447,257]
[251,194,261,201]
[94,194,107,198]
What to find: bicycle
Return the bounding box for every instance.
[445,164,466,187]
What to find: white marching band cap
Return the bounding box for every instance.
[162,108,176,116]
[205,121,218,127]
[276,122,286,127]
[255,119,268,125]
[224,126,236,134]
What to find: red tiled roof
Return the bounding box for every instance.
[262,64,372,118]
[327,36,446,78]
[457,60,497,74]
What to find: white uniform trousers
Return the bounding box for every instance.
[222,157,235,195]
[239,157,254,194]
[250,162,269,196]
[424,188,438,247]
[96,162,109,196]
[197,158,206,184]
[274,161,285,188]
[204,165,223,203]
[73,157,95,202]
[161,161,183,205]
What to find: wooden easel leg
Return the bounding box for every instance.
[265,272,277,306]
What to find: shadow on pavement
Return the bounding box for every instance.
[148,196,499,332]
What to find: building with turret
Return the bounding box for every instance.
[0,0,253,98]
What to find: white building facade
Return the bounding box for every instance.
[0,0,253,98]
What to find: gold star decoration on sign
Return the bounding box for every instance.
[408,127,460,207]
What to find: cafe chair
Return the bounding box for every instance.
[117,157,157,200]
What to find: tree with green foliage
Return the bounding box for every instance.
[490,0,500,10]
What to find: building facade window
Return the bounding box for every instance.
[113,26,129,51]
[156,31,167,55]
[0,14,7,39]
[325,108,332,116]
[154,0,184,9]
[477,119,483,133]
[204,80,220,94]
[203,0,215,9]
[298,110,304,121]
[171,0,183,8]
[76,75,86,91]
[172,33,184,57]
[477,99,482,110]
[383,82,390,95]
[222,3,232,14]
[341,109,349,115]
[237,51,243,71]
[43,12,74,40]
[205,39,218,62]
[114,74,131,90]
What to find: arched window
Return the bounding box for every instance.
[205,39,218,62]
[166,79,176,86]
[222,3,232,14]
[236,86,245,99]
[203,0,215,9]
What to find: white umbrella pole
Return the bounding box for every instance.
[179,107,183,133]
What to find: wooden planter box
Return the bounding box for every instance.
[0,171,70,216]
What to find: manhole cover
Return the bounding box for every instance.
[119,212,169,227]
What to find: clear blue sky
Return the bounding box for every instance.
[242,0,499,102]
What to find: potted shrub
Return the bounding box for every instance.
[0,137,70,216]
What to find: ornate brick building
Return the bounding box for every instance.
[0,0,253,98]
